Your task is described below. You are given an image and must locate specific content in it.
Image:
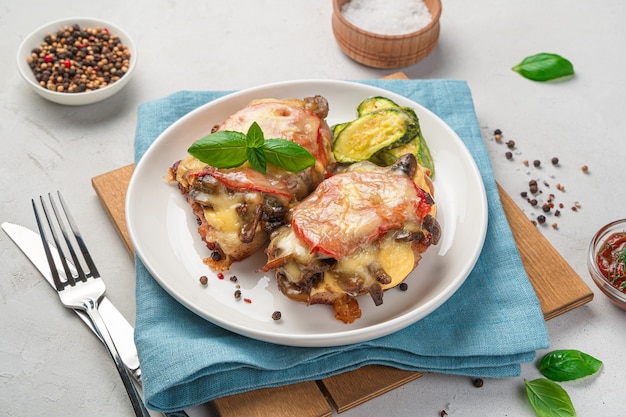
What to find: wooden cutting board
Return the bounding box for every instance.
[91,73,593,416]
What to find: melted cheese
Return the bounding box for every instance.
[292,171,423,258]
[175,156,208,188]
[377,237,416,289]
[274,228,312,263]
[319,235,414,295]
[274,225,415,292]
[202,204,241,234]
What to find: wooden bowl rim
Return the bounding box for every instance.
[332,0,442,39]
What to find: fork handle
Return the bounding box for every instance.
[85,301,152,417]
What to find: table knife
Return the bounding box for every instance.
[2,221,141,380]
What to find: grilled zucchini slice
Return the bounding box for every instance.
[357,97,434,176]
[358,96,420,124]
[332,108,419,163]
[331,122,348,137]
[370,135,435,176]
[357,96,403,116]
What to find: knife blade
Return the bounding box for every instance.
[2,221,141,380]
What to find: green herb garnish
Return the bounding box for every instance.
[611,247,626,286]
[538,349,603,382]
[188,121,316,175]
[524,378,576,417]
[512,53,575,82]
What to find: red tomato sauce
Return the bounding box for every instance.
[596,232,626,293]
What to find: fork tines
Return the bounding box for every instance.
[32,191,100,291]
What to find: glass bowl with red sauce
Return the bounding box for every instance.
[588,219,626,309]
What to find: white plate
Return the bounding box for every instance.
[126,80,488,347]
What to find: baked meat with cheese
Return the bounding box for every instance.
[167,96,335,271]
[262,154,440,323]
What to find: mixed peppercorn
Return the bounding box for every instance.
[26,24,131,93]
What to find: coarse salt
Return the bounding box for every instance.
[341,0,432,36]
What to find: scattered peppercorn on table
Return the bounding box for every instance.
[3,1,625,417]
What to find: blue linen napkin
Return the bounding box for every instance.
[133,80,550,413]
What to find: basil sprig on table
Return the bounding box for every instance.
[538,349,603,381]
[524,378,576,417]
[523,349,602,417]
[512,53,575,81]
[188,121,315,174]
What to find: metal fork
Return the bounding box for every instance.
[33,191,151,417]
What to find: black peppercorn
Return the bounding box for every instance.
[472,378,484,388]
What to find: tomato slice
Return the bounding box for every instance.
[219,101,328,162]
[201,166,293,198]
[291,171,431,258]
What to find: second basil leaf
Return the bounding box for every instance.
[246,147,267,175]
[246,121,265,148]
[264,139,316,172]
[524,378,576,417]
[538,349,602,382]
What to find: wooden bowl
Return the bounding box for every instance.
[332,0,441,69]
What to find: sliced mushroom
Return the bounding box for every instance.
[422,214,441,245]
[368,262,392,285]
[368,283,384,306]
[390,153,418,178]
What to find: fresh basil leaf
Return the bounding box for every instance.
[512,53,574,82]
[246,121,265,148]
[538,350,602,382]
[524,378,576,417]
[187,131,247,168]
[246,147,266,174]
[264,139,316,172]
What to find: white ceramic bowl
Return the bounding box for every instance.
[16,17,137,105]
